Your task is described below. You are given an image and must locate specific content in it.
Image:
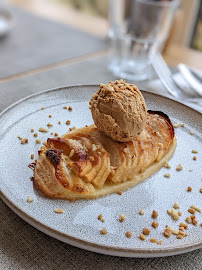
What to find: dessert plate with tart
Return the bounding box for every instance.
[0,82,201,257]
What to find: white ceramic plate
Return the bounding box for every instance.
[0,85,202,258]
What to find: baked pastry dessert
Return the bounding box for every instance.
[32,110,176,201]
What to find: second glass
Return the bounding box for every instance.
[109,0,179,81]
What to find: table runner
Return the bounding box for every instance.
[0,55,201,269]
[0,5,107,79]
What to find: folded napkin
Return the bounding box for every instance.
[146,73,202,113]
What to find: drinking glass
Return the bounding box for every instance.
[108,0,179,81]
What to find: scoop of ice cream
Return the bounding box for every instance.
[89,80,147,142]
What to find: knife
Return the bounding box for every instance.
[178,64,202,96]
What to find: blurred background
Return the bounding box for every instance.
[7,0,202,51]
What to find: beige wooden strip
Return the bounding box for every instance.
[0,50,108,84]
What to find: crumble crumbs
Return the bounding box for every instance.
[152,210,158,218]
[178,230,185,236]
[39,127,49,133]
[190,205,201,213]
[192,219,197,225]
[173,202,180,209]
[119,214,126,222]
[143,228,151,235]
[187,186,192,192]
[150,238,157,243]
[66,120,71,125]
[186,216,192,224]
[171,208,180,220]
[164,228,172,237]
[176,164,183,171]
[188,208,195,214]
[98,214,105,222]
[126,231,132,238]
[167,209,172,215]
[101,228,107,235]
[54,208,64,214]
[173,123,180,128]
[98,214,103,220]
[152,221,159,228]
[27,196,34,203]
[157,240,162,245]
[164,173,170,178]
[139,208,144,215]
[21,138,28,144]
[167,226,178,235]
[180,222,188,229]
[68,106,72,111]
[139,233,146,240]
[164,161,171,168]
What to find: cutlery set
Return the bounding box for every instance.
[150,53,202,105]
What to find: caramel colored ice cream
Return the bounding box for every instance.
[89,80,147,142]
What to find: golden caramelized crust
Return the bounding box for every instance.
[32,111,176,201]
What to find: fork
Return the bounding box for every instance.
[149,53,202,104]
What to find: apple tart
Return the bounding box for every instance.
[32,110,176,200]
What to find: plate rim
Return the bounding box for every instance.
[0,84,202,119]
[0,84,202,258]
[1,192,202,258]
